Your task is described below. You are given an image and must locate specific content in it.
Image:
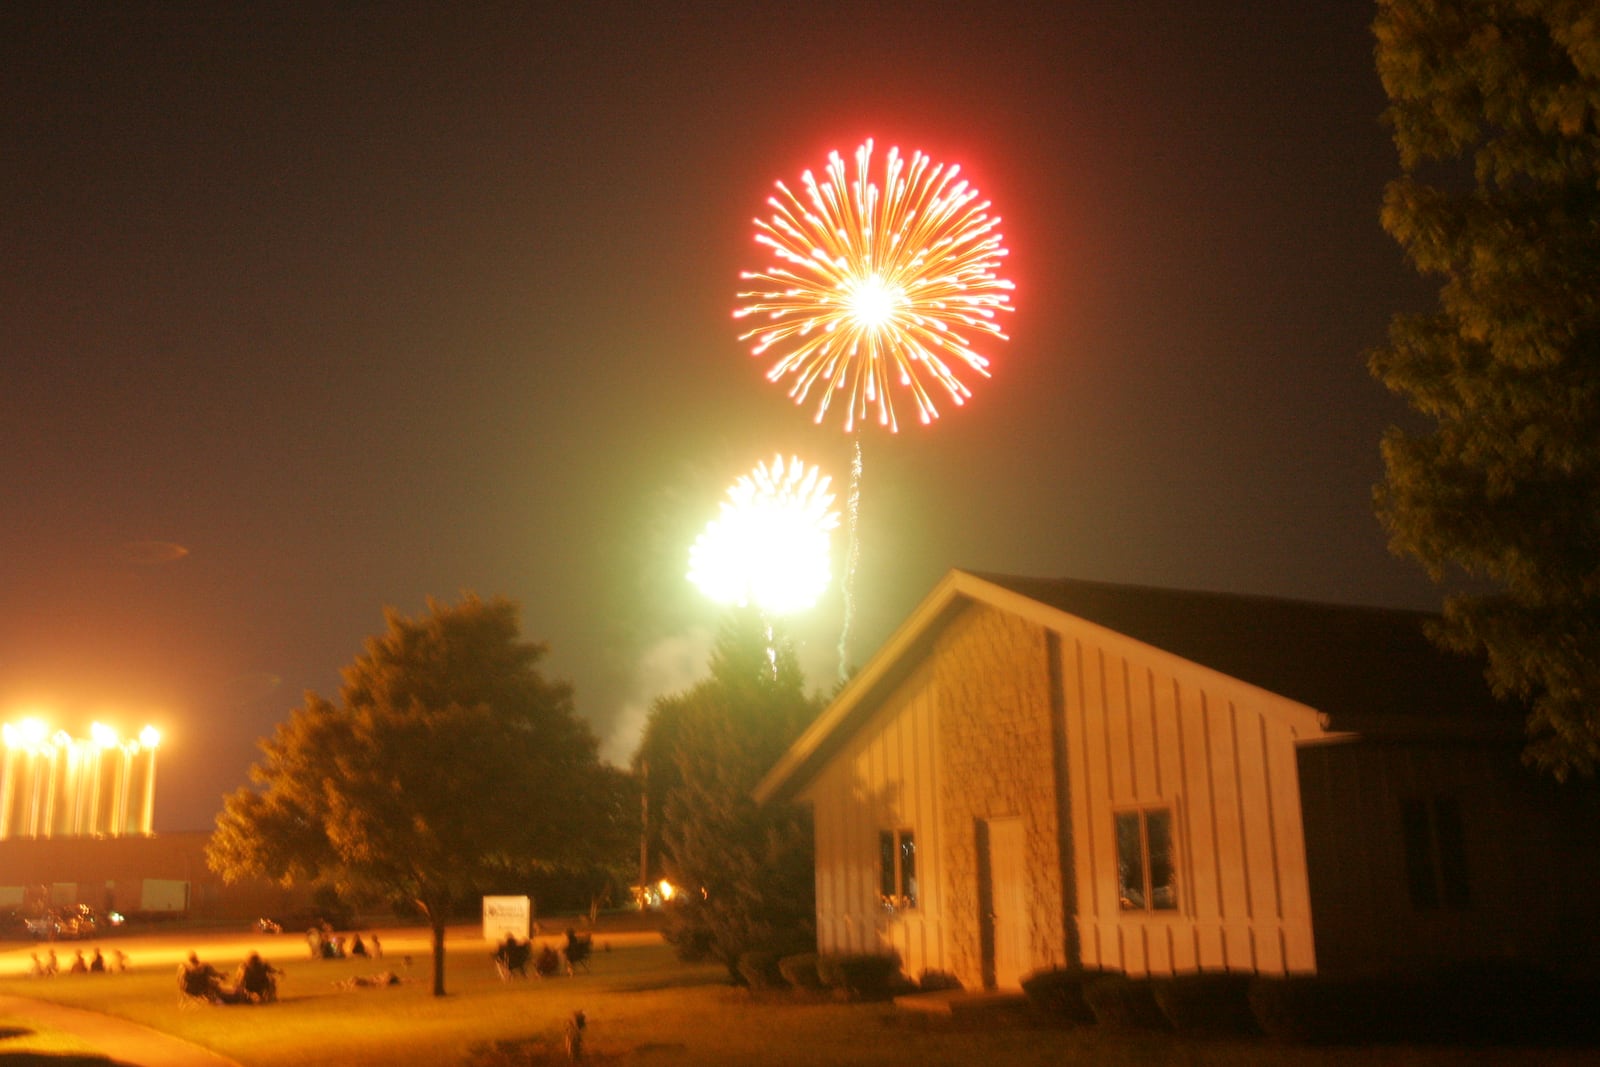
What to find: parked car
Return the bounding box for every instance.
[25,905,109,941]
[0,908,29,940]
[24,913,60,940]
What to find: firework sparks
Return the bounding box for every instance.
[688,455,840,616]
[735,139,1014,432]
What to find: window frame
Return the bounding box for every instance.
[1113,805,1180,915]
[1401,793,1470,912]
[878,827,919,914]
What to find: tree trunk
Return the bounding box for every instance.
[430,916,447,997]
[418,893,450,998]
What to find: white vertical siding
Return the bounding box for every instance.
[801,660,948,977]
[1066,628,1319,976]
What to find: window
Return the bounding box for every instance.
[1115,808,1177,912]
[1401,795,1470,910]
[879,829,918,912]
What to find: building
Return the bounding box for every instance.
[0,831,308,920]
[755,570,1600,990]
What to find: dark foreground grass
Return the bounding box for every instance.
[3,931,1600,1067]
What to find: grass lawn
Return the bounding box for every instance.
[3,925,1599,1066]
[0,1013,110,1064]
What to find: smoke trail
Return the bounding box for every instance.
[838,436,863,683]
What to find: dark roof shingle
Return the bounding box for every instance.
[975,573,1518,734]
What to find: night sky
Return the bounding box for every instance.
[2,1,1440,831]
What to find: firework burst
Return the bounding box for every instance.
[688,455,840,616]
[734,139,1014,432]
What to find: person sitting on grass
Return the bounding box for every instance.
[179,952,225,1002]
[563,927,592,974]
[493,933,531,979]
[235,952,282,1003]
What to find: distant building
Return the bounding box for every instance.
[756,570,1600,990]
[0,831,310,920]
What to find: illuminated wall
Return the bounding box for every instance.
[0,720,160,840]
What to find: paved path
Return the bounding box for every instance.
[0,993,243,1067]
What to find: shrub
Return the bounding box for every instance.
[816,953,904,1000]
[1151,972,1256,1034]
[1249,975,1422,1044]
[918,969,963,992]
[777,953,824,991]
[1019,967,1099,1023]
[736,949,785,991]
[1404,960,1598,1044]
[661,923,715,963]
[1083,974,1167,1030]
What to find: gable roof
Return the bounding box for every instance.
[756,569,1519,804]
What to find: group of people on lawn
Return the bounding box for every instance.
[179,950,282,1004]
[492,926,591,979]
[307,923,380,960]
[28,947,127,976]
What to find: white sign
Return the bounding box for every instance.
[482,895,531,943]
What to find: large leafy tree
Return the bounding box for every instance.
[635,608,820,977]
[1371,0,1600,776]
[208,595,624,995]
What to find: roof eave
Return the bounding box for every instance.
[754,568,985,805]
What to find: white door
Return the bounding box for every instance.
[985,817,1029,990]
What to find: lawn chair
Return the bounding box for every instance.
[493,938,532,980]
[237,954,281,1003]
[177,965,220,1009]
[562,930,592,975]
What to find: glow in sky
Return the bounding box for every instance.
[688,455,840,615]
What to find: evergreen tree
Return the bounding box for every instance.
[637,607,821,976]
[1371,0,1600,775]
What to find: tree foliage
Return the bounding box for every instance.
[1371,0,1600,776]
[207,595,626,995]
[635,608,821,976]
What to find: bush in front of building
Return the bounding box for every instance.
[1244,965,1598,1045]
[917,969,963,992]
[1408,960,1600,1045]
[1247,975,1405,1044]
[1150,972,1257,1035]
[1082,974,1168,1030]
[815,952,905,1000]
[777,952,824,991]
[736,949,785,991]
[1019,967,1100,1023]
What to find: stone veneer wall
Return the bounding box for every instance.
[932,602,1067,984]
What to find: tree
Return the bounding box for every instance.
[1370,0,1600,776]
[635,607,821,977]
[208,595,623,995]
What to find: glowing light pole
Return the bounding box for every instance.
[6,718,50,838]
[89,722,117,837]
[135,726,160,835]
[0,719,163,838]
